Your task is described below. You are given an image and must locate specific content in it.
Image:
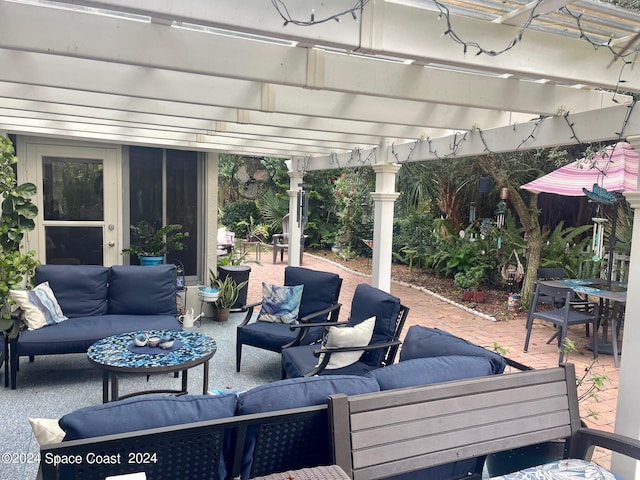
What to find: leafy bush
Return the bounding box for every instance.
[221,200,262,238]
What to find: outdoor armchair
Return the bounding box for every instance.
[524,281,599,363]
[281,283,409,378]
[236,266,342,372]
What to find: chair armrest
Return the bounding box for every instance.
[570,427,640,461]
[301,339,403,377]
[283,304,342,348]
[8,309,24,339]
[236,300,264,328]
[272,234,285,245]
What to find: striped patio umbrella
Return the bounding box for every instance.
[521,142,639,196]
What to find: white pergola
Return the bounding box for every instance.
[2,0,640,476]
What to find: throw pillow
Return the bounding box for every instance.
[257,282,304,324]
[317,316,375,369]
[28,418,65,446]
[10,282,68,330]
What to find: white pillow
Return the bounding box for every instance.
[10,282,68,330]
[28,418,65,445]
[317,316,376,369]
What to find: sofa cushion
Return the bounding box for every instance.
[400,326,507,374]
[365,356,496,390]
[237,374,380,415]
[257,283,304,324]
[59,394,238,441]
[236,375,379,479]
[109,265,177,316]
[348,284,401,367]
[34,265,109,317]
[10,282,68,330]
[15,314,180,356]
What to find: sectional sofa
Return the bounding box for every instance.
[10,264,181,388]
[37,325,509,480]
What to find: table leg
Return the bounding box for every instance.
[181,369,188,393]
[102,371,109,403]
[203,360,209,394]
[111,373,119,402]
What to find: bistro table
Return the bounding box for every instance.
[539,278,625,366]
[87,329,217,403]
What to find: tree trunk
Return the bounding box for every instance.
[477,155,545,305]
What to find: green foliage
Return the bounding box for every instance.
[454,266,485,289]
[539,222,594,277]
[216,249,261,268]
[333,168,375,252]
[392,208,438,270]
[0,136,39,318]
[561,338,611,419]
[208,270,248,309]
[221,200,262,238]
[122,221,188,257]
[238,215,269,241]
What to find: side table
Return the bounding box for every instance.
[242,240,262,261]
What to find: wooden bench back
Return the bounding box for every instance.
[329,364,582,480]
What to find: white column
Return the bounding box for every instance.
[612,136,640,479]
[205,151,220,277]
[371,163,400,292]
[287,170,304,267]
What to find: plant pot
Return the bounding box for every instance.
[211,308,231,322]
[463,289,475,301]
[485,440,566,477]
[473,290,485,303]
[331,245,341,255]
[217,265,251,310]
[139,256,163,266]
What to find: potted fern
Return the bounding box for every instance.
[122,221,188,265]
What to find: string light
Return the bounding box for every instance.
[271,0,368,27]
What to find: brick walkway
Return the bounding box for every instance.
[244,250,620,466]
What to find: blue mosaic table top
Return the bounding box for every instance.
[87,329,217,369]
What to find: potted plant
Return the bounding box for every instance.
[208,269,248,322]
[454,266,485,303]
[238,216,269,242]
[122,221,188,265]
[0,136,39,322]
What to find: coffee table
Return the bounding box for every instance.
[87,329,217,403]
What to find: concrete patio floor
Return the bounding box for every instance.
[243,251,621,467]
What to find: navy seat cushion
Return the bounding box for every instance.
[109,265,177,316]
[60,394,237,441]
[400,325,507,374]
[237,321,299,353]
[16,315,180,356]
[365,356,495,390]
[348,284,401,367]
[282,344,380,378]
[236,375,379,479]
[34,265,109,317]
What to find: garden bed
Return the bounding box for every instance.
[308,248,524,322]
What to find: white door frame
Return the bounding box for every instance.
[17,137,123,266]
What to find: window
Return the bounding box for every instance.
[128,146,200,277]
